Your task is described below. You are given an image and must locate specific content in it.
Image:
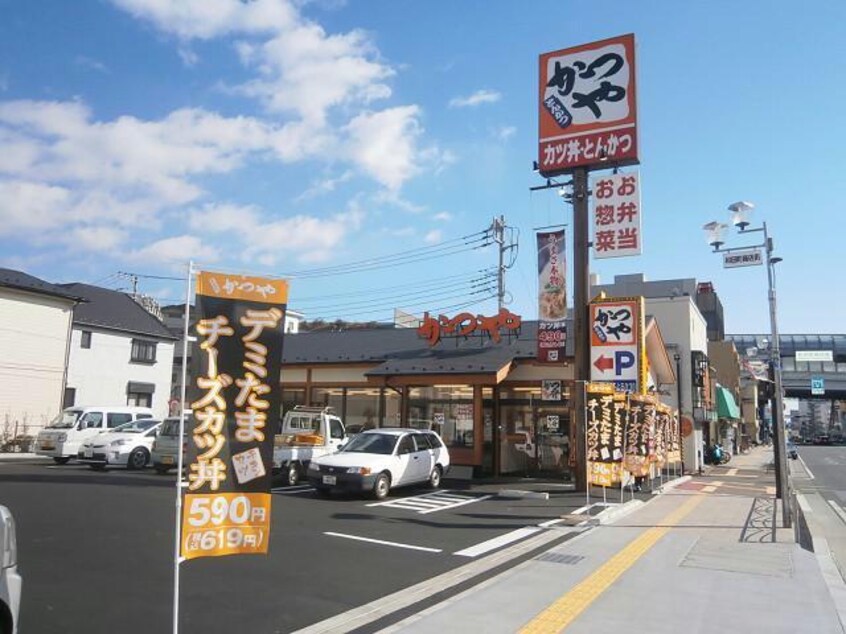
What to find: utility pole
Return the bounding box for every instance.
[492,215,506,311]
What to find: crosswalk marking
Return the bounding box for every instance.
[367,490,493,514]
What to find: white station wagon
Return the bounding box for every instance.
[308,429,450,499]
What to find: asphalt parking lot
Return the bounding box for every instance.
[0,459,590,633]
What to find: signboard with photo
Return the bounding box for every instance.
[586,386,627,486]
[542,380,563,401]
[537,230,567,363]
[182,271,288,561]
[538,34,638,176]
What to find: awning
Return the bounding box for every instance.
[716,386,741,420]
[127,381,156,395]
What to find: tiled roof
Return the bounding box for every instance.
[59,283,176,340]
[0,268,85,302]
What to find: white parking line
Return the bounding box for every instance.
[366,490,493,514]
[324,532,442,553]
[271,485,314,495]
[799,454,816,479]
[726,468,738,476]
[453,527,541,558]
[827,500,846,525]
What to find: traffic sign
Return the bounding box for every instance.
[811,377,825,396]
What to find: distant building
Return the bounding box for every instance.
[0,268,83,435]
[60,284,177,418]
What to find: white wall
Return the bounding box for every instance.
[644,297,708,473]
[0,288,74,434]
[66,327,175,419]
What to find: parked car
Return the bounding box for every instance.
[35,406,154,464]
[77,419,162,470]
[151,415,192,474]
[273,406,347,487]
[308,428,450,499]
[0,505,21,634]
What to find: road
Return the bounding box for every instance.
[0,459,589,633]
[794,445,846,581]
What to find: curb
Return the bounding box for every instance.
[0,453,42,461]
[795,492,846,632]
[595,498,645,524]
[496,489,550,501]
[652,475,691,495]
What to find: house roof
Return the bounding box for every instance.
[0,268,85,303]
[282,320,573,377]
[58,283,177,340]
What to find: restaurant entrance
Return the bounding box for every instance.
[498,385,571,478]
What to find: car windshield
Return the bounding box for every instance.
[112,420,159,434]
[47,410,82,429]
[160,418,191,437]
[341,433,398,455]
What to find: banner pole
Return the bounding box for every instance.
[172,260,193,634]
[582,381,590,509]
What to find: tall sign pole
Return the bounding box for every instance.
[572,168,590,491]
[537,34,640,493]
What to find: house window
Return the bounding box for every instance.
[131,339,157,363]
[81,331,92,349]
[127,381,155,408]
[63,387,76,408]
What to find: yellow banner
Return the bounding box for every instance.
[197,271,289,305]
[181,492,271,560]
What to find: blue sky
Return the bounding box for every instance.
[0,0,843,333]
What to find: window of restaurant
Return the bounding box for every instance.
[498,385,571,478]
[311,387,344,416]
[345,387,381,433]
[383,388,402,428]
[408,385,474,449]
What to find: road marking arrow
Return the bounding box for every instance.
[593,355,613,372]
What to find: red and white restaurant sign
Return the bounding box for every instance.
[538,34,638,176]
[592,171,642,258]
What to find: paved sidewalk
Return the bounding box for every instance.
[375,449,842,634]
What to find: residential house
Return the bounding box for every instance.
[0,268,83,437]
[60,284,177,418]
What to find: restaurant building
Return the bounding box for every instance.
[280,315,676,479]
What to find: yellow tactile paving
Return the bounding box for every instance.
[518,494,705,634]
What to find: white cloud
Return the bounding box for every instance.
[66,226,128,252]
[74,56,110,74]
[109,0,297,39]
[345,106,422,190]
[433,212,452,222]
[177,47,199,67]
[449,89,501,108]
[188,202,364,265]
[495,125,516,141]
[424,229,442,244]
[129,235,220,264]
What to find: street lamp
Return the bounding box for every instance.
[703,201,790,528]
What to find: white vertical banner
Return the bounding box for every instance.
[591,171,642,258]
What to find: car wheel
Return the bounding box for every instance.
[90,463,106,471]
[53,457,70,465]
[127,447,149,470]
[154,464,172,475]
[428,465,442,489]
[287,463,300,487]
[373,472,391,500]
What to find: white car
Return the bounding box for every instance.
[0,505,21,634]
[77,419,162,470]
[308,429,450,499]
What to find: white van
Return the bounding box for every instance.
[35,406,154,464]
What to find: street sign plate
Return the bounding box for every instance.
[723,248,763,268]
[811,377,825,396]
[797,350,833,362]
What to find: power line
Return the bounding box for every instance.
[291,269,495,301]
[305,288,495,321]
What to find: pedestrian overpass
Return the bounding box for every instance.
[727,334,846,400]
